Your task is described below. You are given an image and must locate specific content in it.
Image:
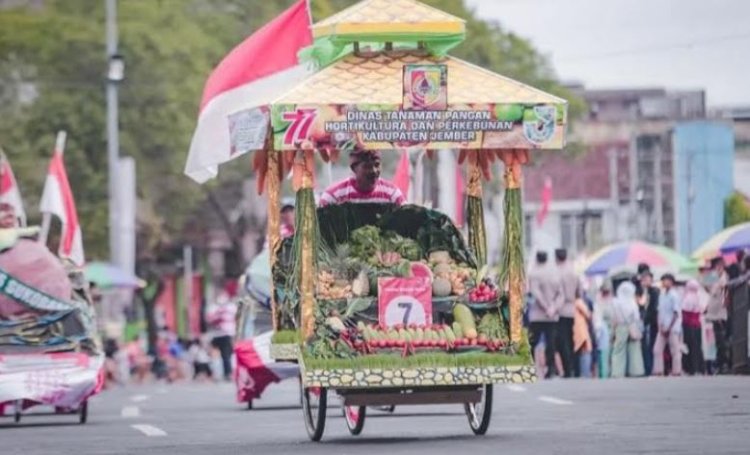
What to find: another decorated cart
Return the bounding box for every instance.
[189,0,567,441]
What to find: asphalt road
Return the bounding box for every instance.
[1,376,748,455]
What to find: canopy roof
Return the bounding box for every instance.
[312,0,465,39]
[275,50,566,106]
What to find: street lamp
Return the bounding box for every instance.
[106,0,121,267]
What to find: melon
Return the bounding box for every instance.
[432,278,452,297]
[428,251,451,264]
[432,262,452,277]
[410,262,433,281]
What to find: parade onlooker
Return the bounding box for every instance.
[653,274,682,376]
[593,282,614,378]
[555,248,580,378]
[702,257,729,374]
[188,337,213,381]
[638,270,660,376]
[611,281,644,378]
[681,280,706,375]
[528,251,563,379]
[207,281,238,381]
[280,203,295,239]
[573,297,594,378]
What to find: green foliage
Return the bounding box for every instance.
[1,0,581,261]
[725,192,750,227]
[271,329,300,345]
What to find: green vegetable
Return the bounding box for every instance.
[478,312,508,342]
[453,304,478,339]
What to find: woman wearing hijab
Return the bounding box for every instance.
[593,282,614,378]
[681,280,706,375]
[610,281,645,378]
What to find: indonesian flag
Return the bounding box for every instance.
[234,331,299,403]
[392,150,411,201]
[537,176,552,226]
[39,142,85,266]
[0,152,26,226]
[184,0,313,183]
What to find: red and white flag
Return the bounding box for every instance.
[0,151,26,226]
[185,0,313,183]
[39,134,85,266]
[537,176,552,226]
[234,331,299,402]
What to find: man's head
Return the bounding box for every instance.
[640,270,653,288]
[281,204,295,226]
[350,150,382,192]
[661,273,675,290]
[0,203,16,228]
[637,262,651,276]
[536,251,548,265]
[554,248,567,263]
[710,256,725,272]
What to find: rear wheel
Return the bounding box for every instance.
[302,387,327,442]
[14,400,21,423]
[343,405,366,435]
[247,399,253,410]
[465,384,492,435]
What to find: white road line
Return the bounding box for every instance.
[130,394,149,403]
[121,406,140,418]
[131,424,167,437]
[506,385,527,392]
[538,395,573,405]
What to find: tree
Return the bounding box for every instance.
[725,192,750,227]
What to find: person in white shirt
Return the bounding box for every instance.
[653,274,682,376]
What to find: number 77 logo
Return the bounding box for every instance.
[282,108,317,146]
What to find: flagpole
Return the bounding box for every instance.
[39,130,67,245]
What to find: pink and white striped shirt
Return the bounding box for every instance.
[319,177,405,207]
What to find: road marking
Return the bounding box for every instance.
[121,406,140,418]
[131,424,167,437]
[538,395,573,405]
[130,394,149,403]
[506,385,527,392]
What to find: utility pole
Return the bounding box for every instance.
[106,0,121,267]
[653,140,664,244]
[686,151,695,252]
[608,148,620,243]
[628,134,639,240]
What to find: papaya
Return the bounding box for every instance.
[444,326,456,343]
[452,322,464,339]
[453,304,478,339]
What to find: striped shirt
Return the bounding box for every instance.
[319,178,405,207]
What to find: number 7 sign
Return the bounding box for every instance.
[378,277,432,329]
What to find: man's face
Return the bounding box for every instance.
[640,274,652,288]
[281,209,294,226]
[714,260,725,272]
[0,205,16,228]
[352,157,381,192]
[661,278,673,290]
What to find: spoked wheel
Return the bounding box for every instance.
[343,405,366,435]
[14,400,21,423]
[78,400,88,424]
[247,399,253,410]
[464,384,493,435]
[302,387,327,442]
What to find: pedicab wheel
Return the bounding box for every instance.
[464,384,492,435]
[343,405,366,436]
[302,387,327,442]
[14,400,21,423]
[247,399,253,410]
[79,400,88,424]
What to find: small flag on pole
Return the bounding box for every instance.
[39,132,85,265]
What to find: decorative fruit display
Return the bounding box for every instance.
[429,250,473,296]
[410,262,433,281]
[453,304,478,339]
[317,270,353,299]
[477,313,509,350]
[469,282,499,303]
[432,278,452,297]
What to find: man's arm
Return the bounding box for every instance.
[390,187,406,205]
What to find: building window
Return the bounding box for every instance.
[560,212,604,253]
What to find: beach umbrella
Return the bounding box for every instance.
[84,262,144,289]
[692,222,750,261]
[583,241,697,276]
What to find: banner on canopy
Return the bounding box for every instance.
[272,102,565,151]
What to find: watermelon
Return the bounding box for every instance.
[410,262,433,281]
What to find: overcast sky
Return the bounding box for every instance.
[466,0,750,107]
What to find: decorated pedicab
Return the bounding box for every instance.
[0,227,102,424]
[187,0,567,441]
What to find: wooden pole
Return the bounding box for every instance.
[266,149,281,331]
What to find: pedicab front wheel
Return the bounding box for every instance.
[464,384,492,435]
[302,387,327,442]
[343,405,366,435]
